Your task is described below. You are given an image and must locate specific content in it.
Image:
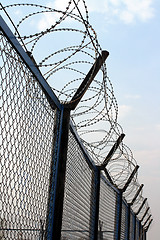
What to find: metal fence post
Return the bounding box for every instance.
[143,229,147,240]
[139,220,142,240]
[46,51,108,239]
[89,167,101,240]
[115,190,123,240]
[127,204,131,240]
[116,166,139,240]
[133,214,136,240]
[99,134,125,240]
[129,184,144,240]
[143,218,152,240]
[46,107,71,240]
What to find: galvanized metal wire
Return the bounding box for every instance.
[61,129,95,239]
[99,176,117,240]
[0,0,152,237]
[0,0,137,189]
[0,30,56,239]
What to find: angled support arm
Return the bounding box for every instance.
[130,184,144,206]
[143,214,152,228]
[122,165,139,193]
[145,219,153,232]
[140,207,150,222]
[100,134,125,169]
[64,51,109,110]
[103,168,114,186]
[97,134,125,186]
[136,198,147,216]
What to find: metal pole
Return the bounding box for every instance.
[114,164,139,240]
[143,229,147,240]
[140,207,150,223]
[46,49,109,239]
[133,214,136,240]
[129,184,143,240]
[103,168,114,186]
[145,219,153,232]
[101,134,125,168]
[65,51,109,109]
[99,134,125,186]
[115,165,139,240]
[52,108,70,239]
[142,228,146,240]
[143,215,152,228]
[115,190,123,240]
[122,165,139,193]
[46,107,70,240]
[126,204,131,240]
[89,167,101,240]
[136,198,147,216]
[97,134,126,240]
[139,220,142,240]
[131,184,144,206]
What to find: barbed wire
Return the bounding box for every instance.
[0,0,151,221]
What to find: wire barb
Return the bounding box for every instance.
[0,0,152,228]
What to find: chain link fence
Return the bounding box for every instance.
[0,26,56,239]
[0,16,149,240]
[120,201,128,240]
[99,176,117,240]
[61,129,95,239]
[130,212,135,240]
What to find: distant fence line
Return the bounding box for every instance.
[0,15,152,240]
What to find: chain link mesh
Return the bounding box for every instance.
[61,129,95,239]
[0,30,55,239]
[130,212,135,240]
[0,11,151,240]
[120,201,128,240]
[99,176,117,240]
[135,219,140,240]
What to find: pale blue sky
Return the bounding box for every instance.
[1,0,160,239]
[88,1,160,239]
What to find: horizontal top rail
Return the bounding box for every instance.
[0,15,62,110]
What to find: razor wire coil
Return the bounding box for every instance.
[0,0,151,223]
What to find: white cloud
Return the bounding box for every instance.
[36,2,57,31]
[120,10,134,23]
[37,1,77,31]
[35,0,155,30]
[118,104,131,119]
[87,0,109,13]
[54,0,74,11]
[110,0,120,6]
[121,0,154,22]
[125,94,141,99]
[86,0,155,23]
[37,12,57,31]
[54,0,90,15]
